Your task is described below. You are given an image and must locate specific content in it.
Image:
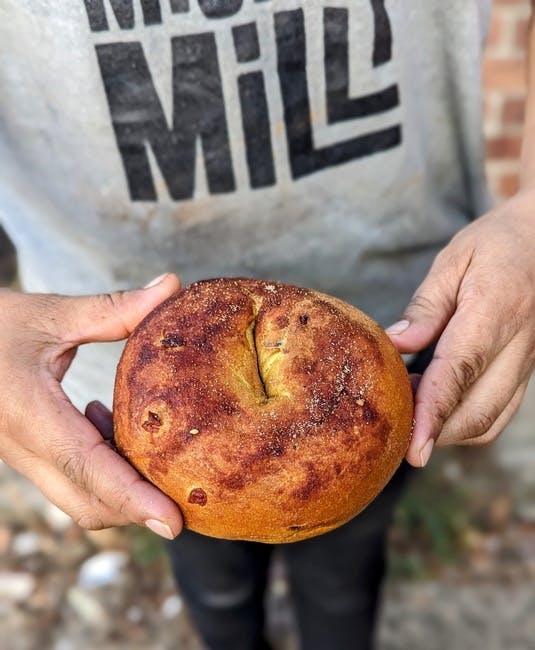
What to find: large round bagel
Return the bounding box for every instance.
[113,278,413,543]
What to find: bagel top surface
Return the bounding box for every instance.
[113,278,413,543]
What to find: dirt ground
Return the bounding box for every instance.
[2,445,535,650]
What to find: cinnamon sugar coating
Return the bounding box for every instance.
[113,278,413,543]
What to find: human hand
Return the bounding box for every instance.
[0,273,184,539]
[386,191,535,467]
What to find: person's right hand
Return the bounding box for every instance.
[0,273,183,540]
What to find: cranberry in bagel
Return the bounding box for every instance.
[113,278,413,543]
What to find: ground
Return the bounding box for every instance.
[2,444,535,650]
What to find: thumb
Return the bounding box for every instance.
[59,273,181,345]
[385,261,458,354]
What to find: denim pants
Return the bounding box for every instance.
[164,352,429,650]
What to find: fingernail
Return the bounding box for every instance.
[385,319,410,336]
[419,439,434,467]
[145,519,175,540]
[144,273,168,289]
[88,400,110,416]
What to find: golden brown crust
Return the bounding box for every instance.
[113,278,413,543]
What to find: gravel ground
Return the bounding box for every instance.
[3,440,535,650]
[379,581,535,650]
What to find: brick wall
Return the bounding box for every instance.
[484,0,531,201]
[482,2,535,496]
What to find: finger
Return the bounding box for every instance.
[386,249,464,353]
[85,400,114,440]
[403,299,521,468]
[409,373,421,396]
[53,273,181,347]
[2,443,130,529]
[435,337,530,446]
[452,380,528,448]
[4,423,183,537]
[29,390,183,538]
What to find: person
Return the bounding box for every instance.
[1,1,534,648]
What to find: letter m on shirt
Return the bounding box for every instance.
[96,37,235,201]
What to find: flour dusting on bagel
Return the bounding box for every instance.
[113,278,413,543]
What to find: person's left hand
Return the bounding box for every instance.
[386,189,535,468]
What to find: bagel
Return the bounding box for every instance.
[113,278,413,543]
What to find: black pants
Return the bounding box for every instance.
[165,352,429,650]
[165,462,410,650]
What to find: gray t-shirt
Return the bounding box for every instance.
[0,0,492,407]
